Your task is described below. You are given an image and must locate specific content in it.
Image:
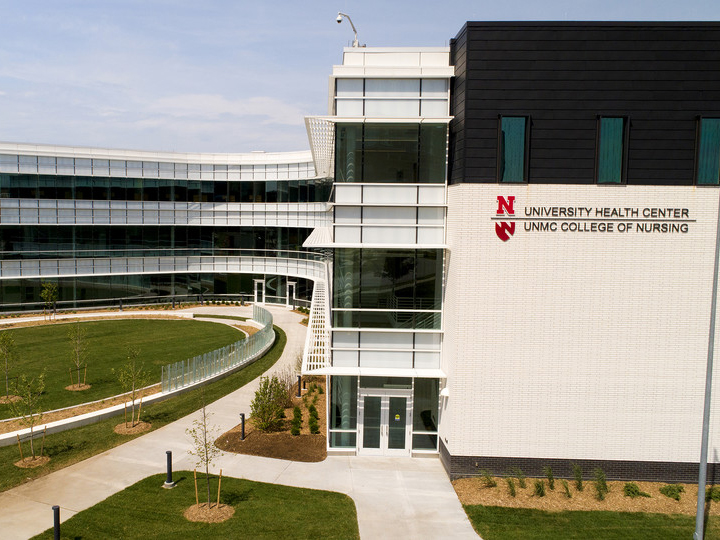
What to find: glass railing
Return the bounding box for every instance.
[160,305,274,393]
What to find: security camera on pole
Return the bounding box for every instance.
[336,12,360,48]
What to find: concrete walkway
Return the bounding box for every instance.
[0,305,478,539]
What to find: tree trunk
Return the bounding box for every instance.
[206,463,211,507]
[194,469,199,506]
[29,425,35,459]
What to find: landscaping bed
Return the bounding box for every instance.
[454,476,720,515]
[456,472,720,539]
[217,378,326,462]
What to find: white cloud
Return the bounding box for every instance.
[149,94,307,126]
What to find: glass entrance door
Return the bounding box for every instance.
[359,393,410,456]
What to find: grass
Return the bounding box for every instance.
[32,472,359,539]
[0,326,286,493]
[0,319,243,418]
[192,314,248,322]
[464,505,720,540]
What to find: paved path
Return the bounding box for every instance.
[0,305,478,539]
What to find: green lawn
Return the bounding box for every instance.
[31,472,358,539]
[0,319,243,418]
[465,505,720,540]
[0,327,286,493]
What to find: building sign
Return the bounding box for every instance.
[493,196,694,241]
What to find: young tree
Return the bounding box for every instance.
[67,321,89,388]
[250,375,286,432]
[40,282,58,321]
[0,331,17,401]
[115,347,149,427]
[10,371,46,460]
[186,396,223,508]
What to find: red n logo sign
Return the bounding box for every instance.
[496,196,515,216]
[495,196,516,242]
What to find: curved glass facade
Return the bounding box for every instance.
[0,174,332,203]
[0,147,331,312]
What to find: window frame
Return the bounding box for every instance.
[595,116,630,185]
[496,115,530,183]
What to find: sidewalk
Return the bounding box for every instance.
[0,305,478,539]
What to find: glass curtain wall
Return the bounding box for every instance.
[0,225,314,258]
[335,123,447,183]
[332,249,442,329]
[0,175,332,203]
[0,274,314,310]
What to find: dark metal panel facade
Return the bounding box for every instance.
[449,22,720,185]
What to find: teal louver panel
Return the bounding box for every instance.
[500,117,526,183]
[598,117,624,184]
[698,119,720,185]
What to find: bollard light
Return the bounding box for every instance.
[240,413,245,441]
[53,505,60,540]
[297,375,302,397]
[163,450,176,488]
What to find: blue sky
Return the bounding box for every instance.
[0,0,718,153]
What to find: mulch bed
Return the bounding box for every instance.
[14,456,50,468]
[454,476,720,515]
[65,383,92,392]
[184,503,235,523]
[216,379,327,462]
[113,421,151,435]
[0,385,160,435]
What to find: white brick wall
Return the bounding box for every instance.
[442,183,720,463]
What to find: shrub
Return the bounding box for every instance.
[534,480,546,497]
[561,479,572,498]
[707,486,720,502]
[274,365,296,408]
[506,477,516,497]
[291,426,300,436]
[293,406,302,420]
[594,468,609,501]
[510,467,526,489]
[479,469,497,488]
[660,484,685,501]
[250,376,287,432]
[309,419,320,434]
[543,466,555,490]
[572,463,584,492]
[624,482,651,499]
[318,385,324,394]
[308,404,318,420]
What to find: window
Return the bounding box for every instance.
[335,123,447,183]
[498,116,529,183]
[332,249,442,329]
[596,117,628,184]
[697,118,720,185]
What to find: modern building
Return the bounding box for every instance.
[2,21,720,482]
